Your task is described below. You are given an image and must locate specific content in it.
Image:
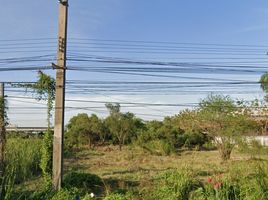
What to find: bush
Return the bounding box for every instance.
[193,175,242,200]
[183,132,210,149]
[104,193,128,200]
[191,163,268,200]
[145,168,199,200]
[30,187,93,200]
[29,188,55,200]
[40,129,53,189]
[63,171,103,194]
[51,188,81,200]
[141,139,175,156]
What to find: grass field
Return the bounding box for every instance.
[66,146,265,174]
[12,142,268,199]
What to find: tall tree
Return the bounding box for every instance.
[260,73,268,102]
[198,95,258,160]
[105,103,136,150]
[66,113,103,149]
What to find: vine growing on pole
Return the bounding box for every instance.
[13,71,55,189]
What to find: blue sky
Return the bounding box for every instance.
[1,1,268,44]
[1,0,268,126]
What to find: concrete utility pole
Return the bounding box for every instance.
[0,83,6,178]
[52,0,68,190]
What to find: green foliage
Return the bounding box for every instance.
[30,187,84,200]
[183,131,210,150]
[260,73,268,102]
[13,71,55,128]
[32,71,55,129]
[66,113,91,149]
[142,139,175,156]
[6,138,42,183]
[137,117,210,153]
[51,187,80,200]
[63,171,103,194]
[1,138,42,200]
[66,113,105,149]
[0,96,8,199]
[191,163,268,200]
[237,138,267,159]
[29,188,55,200]
[29,187,94,200]
[135,120,178,155]
[104,193,128,200]
[105,103,138,150]
[198,94,259,160]
[12,71,56,188]
[0,162,16,200]
[136,120,164,143]
[81,194,94,200]
[40,130,53,189]
[145,168,199,200]
[30,71,56,101]
[0,97,8,127]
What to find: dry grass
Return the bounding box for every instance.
[64,145,268,193]
[12,144,268,199]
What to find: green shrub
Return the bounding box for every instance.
[183,132,210,149]
[63,171,103,194]
[29,188,55,200]
[51,188,80,200]
[146,168,199,200]
[196,176,242,200]
[104,193,127,200]
[40,129,53,189]
[81,194,94,200]
[202,141,217,151]
[191,163,268,200]
[0,162,16,200]
[30,187,92,200]
[142,139,175,156]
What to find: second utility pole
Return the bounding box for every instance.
[0,83,6,177]
[0,83,6,199]
[52,0,68,190]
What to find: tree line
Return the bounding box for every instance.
[65,94,265,161]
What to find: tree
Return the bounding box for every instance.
[66,113,90,149]
[198,94,258,160]
[88,114,108,145]
[66,113,103,149]
[260,73,268,102]
[105,103,136,150]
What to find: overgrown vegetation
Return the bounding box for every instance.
[3,73,268,199]
[5,135,268,200]
[11,71,55,190]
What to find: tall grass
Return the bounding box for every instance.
[143,167,199,200]
[190,162,268,200]
[6,138,42,183]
